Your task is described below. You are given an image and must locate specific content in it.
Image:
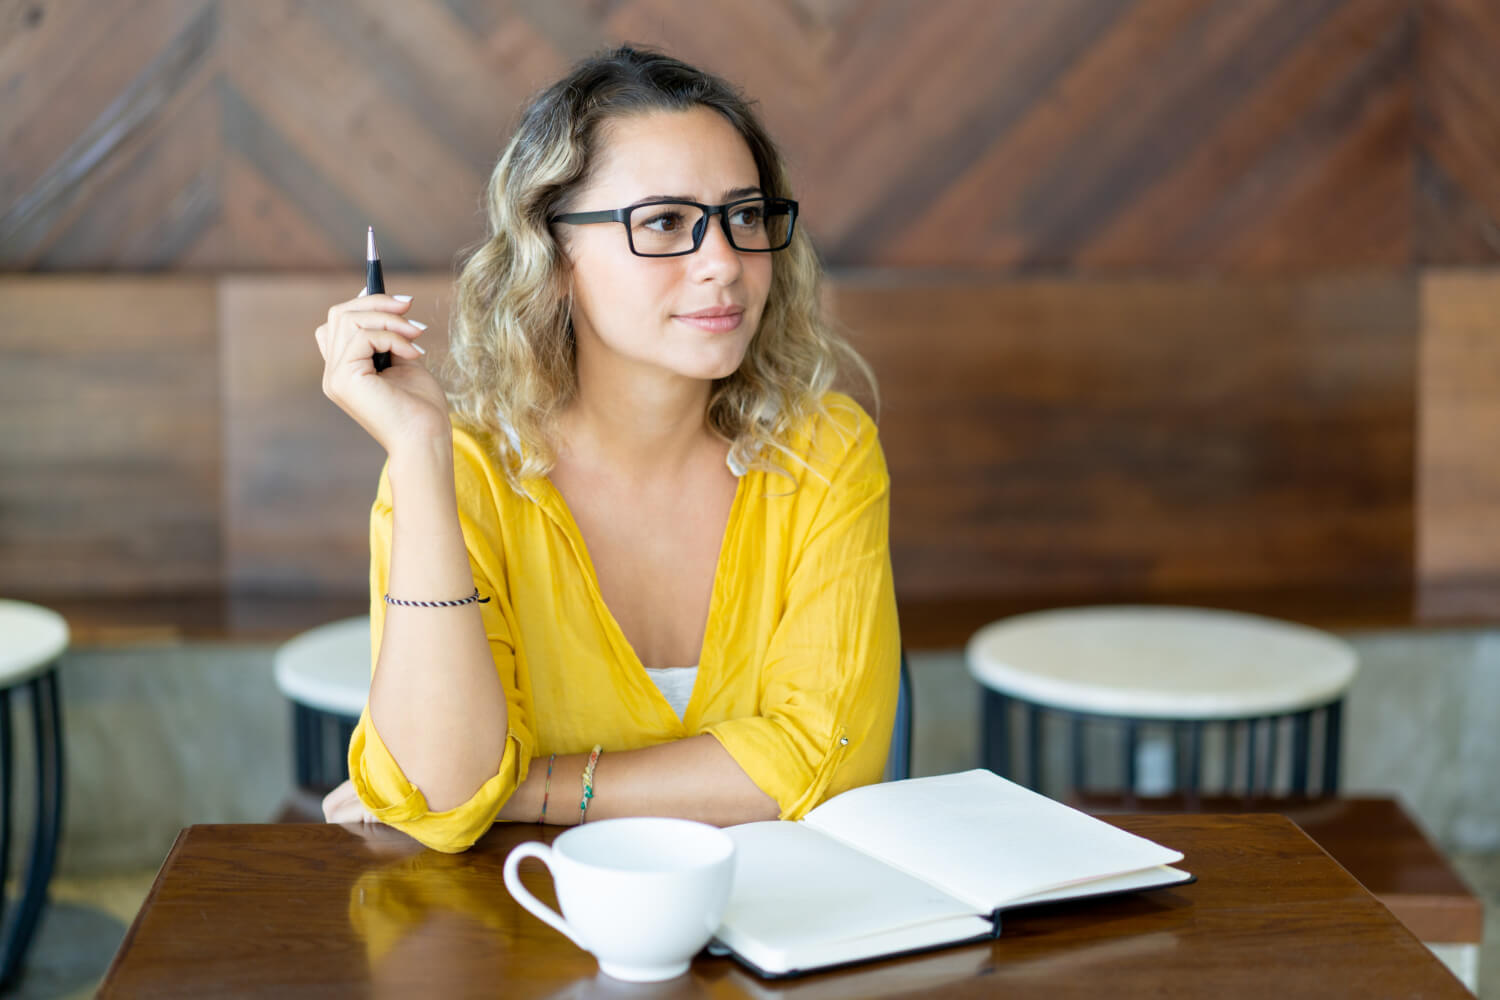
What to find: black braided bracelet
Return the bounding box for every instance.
[382,589,491,608]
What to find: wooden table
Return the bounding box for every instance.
[101,815,1470,999]
[1072,795,1485,946]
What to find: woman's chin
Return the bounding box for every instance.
[675,348,751,382]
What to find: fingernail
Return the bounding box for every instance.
[413,342,427,355]
[409,319,428,330]
[393,294,413,303]
[358,286,368,296]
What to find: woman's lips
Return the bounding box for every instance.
[674,310,744,333]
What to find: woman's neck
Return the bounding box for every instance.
[559,374,719,479]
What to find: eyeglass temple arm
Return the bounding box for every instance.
[550,209,626,224]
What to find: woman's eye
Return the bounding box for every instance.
[641,211,686,232]
[730,207,763,227]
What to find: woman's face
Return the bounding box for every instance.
[561,106,774,388]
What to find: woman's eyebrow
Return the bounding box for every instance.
[625,186,765,207]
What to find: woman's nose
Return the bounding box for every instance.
[690,216,744,280]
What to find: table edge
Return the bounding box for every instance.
[97,826,193,994]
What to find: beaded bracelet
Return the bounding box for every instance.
[383,588,490,608]
[579,745,603,824]
[537,753,556,824]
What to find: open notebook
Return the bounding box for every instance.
[712,769,1191,978]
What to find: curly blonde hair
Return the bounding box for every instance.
[443,46,874,488]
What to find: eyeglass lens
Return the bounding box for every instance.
[628,200,793,256]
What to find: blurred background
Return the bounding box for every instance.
[1,1,1498,996]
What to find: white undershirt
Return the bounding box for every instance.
[643,665,699,719]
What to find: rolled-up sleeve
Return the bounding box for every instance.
[347,444,536,853]
[703,407,901,819]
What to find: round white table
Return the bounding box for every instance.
[965,606,1358,798]
[272,617,370,790]
[0,599,69,988]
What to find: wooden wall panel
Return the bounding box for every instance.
[1417,0,1500,264]
[0,276,221,595]
[215,274,1419,608]
[1418,272,1500,619]
[833,277,1417,601]
[220,274,456,593]
[2,273,1420,622]
[0,0,1427,274]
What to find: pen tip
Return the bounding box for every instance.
[366,226,379,260]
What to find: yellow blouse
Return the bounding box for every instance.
[347,393,900,853]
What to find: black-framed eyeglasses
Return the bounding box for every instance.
[550,196,799,257]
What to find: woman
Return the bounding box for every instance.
[316,46,899,853]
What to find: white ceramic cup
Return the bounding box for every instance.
[502,817,736,982]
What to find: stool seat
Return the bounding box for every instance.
[272,616,370,718]
[968,605,1359,799]
[967,605,1357,720]
[0,601,69,685]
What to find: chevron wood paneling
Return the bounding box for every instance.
[807,0,1414,272]
[0,0,1454,273]
[1417,0,1500,263]
[0,1,222,268]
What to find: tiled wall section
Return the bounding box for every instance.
[22,627,1500,875]
[51,645,293,874]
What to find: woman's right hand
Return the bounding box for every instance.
[315,292,450,454]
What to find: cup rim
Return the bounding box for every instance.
[553,816,735,872]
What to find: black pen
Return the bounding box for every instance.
[366,226,391,372]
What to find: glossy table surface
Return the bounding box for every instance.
[101,814,1470,999]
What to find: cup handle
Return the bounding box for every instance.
[503,841,590,952]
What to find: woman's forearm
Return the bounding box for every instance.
[367,435,509,812]
[495,734,778,827]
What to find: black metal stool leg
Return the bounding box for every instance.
[1323,701,1343,794]
[0,669,66,989]
[336,717,357,785]
[983,690,1010,778]
[318,713,338,788]
[1221,721,1234,794]
[0,687,12,909]
[292,703,316,789]
[1244,719,1259,796]
[1290,709,1312,794]
[1070,716,1085,794]
[1185,721,1203,805]
[1248,718,1262,794]
[1025,703,1042,792]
